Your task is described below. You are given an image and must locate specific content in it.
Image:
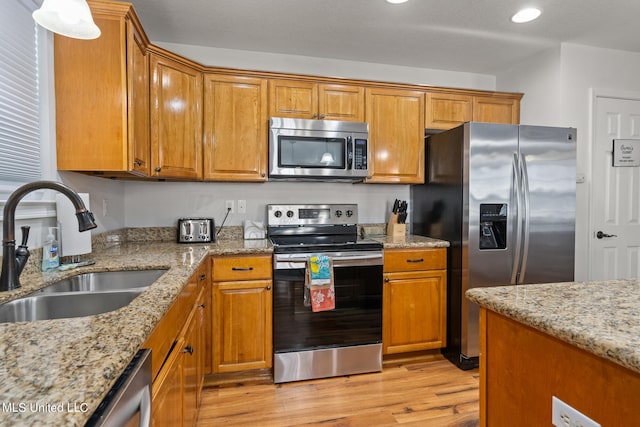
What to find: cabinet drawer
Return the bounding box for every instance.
[212,255,272,281]
[384,248,446,272]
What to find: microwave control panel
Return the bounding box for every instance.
[353,139,368,170]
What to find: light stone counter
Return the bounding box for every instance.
[375,234,450,249]
[0,238,272,426]
[466,279,640,375]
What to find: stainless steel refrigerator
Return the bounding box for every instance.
[411,122,576,369]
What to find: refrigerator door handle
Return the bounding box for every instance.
[519,154,531,283]
[511,152,523,285]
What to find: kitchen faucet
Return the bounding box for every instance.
[0,181,97,292]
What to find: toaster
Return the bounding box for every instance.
[177,218,215,243]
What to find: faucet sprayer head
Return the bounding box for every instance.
[76,210,97,232]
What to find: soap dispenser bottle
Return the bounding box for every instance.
[41,227,59,271]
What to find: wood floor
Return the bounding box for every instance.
[197,356,479,426]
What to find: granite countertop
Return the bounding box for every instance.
[0,230,445,426]
[0,238,272,426]
[374,234,450,248]
[466,279,640,375]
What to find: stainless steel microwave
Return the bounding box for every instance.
[269,117,369,181]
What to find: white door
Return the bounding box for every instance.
[590,96,640,280]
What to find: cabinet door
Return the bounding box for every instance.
[152,337,184,427]
[318,84,365,122]
[182,308,200,427]
[383,269,447,354]
[425,92,472,130]
[268,79,317,118]
[150,53,203,179]
[213,279,273,372]
[198,260,213,376]
[365,88,425,183]
[128,22,150,176]
[472,96,520,124]
[203,74,268,181]
[55,11,129,171]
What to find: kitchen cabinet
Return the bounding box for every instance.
[150,50,203,180]
[145,263,208,427]
[365,88,425,183]
[473,95,520,124]
[425,92,472,130]
[383,248,447,355]
[268,79,365,121]
[212,255,272,373]
[426,91,522,130]
[55,0,150,177]
[203,74,268,181]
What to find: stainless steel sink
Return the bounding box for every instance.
[0,290,144,323]
[36,269,167,294]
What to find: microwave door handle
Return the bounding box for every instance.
[347,136,353,170]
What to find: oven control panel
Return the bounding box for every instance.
[267,204,358,226]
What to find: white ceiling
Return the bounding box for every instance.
[128,0,640,75]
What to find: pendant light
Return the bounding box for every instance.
[33,0,101,40]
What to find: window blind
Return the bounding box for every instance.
[0,0,41,184]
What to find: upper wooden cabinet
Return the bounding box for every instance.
[365,87,425,183]
[473,95,520,124]
[425,92,472,130]
[55,1,150,176]
[269,79,365,121]
[203,74,268,181]
[426,91,522,130]
[149,51,203,180]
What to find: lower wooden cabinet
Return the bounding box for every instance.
[212,255,273,373]
[145,263,208,427]
[383,248,447,355]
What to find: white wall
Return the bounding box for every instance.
[124,180,405,227]
[495,43,640,280]
[157,43,497,91]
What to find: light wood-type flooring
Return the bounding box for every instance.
[197,356,479,426]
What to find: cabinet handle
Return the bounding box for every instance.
[312,113,318,118]
[266,285,271,291]
[319,114,325,119]
[232,267,253,271]
[199,303,206,309]
[134,159,144,166]
[155,167,161,172]
[183,344,194,355]
[261,173,266,177]
[199,274,206,281]
[384,277,390,283]
[406,258,424,263]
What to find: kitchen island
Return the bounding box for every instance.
[467,280,640,426]
[0,229,447,425]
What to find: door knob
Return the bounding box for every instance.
[596,231,618,239]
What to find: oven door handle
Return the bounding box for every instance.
[275,253,383,269]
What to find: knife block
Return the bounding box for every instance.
[386,214,406,238]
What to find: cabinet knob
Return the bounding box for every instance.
[134,159,144,167]
[319,114,325,119]
[261,173,266,178]
[266,285,271,291]
[199,303,206,309]
[312,113,318,118]
[384,277,390,283]
[183,344,194,355]
[155,167,161,172]
[199,274,206,281]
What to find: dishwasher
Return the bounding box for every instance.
[85,348,152,427]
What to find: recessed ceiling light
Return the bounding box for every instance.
[511,7,542,23]
[386,0,409,4]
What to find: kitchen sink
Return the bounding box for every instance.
[0,290,144,323]
[35,269,167,294]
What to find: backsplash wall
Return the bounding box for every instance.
[123,180,409,228]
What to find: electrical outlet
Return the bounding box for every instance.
[552,396,601,427]
[237,199,247,214]
[225,200,235,213]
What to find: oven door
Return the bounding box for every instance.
[273,251,383,354]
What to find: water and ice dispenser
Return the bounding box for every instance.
[479,204,507,250]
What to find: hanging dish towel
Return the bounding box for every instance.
[305,254,335,312]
